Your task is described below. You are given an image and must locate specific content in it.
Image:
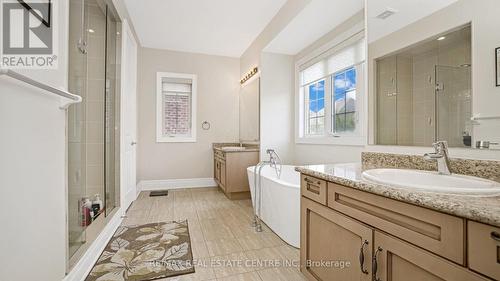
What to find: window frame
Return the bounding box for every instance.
[156,72,197,143]
[295,28,366,146]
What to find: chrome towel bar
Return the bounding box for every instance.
[0,68,82,109]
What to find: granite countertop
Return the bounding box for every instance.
[214,146,260,152]
[212,143,260,153]
[295,162,500,227]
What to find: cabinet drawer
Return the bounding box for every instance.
[468,221,500,280]
[301,175,327,205]
[328,183,465,265]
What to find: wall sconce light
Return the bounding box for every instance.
[240,67,259,85]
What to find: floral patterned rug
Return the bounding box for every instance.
[85,220,195,281]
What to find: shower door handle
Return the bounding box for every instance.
[131,141,137,146]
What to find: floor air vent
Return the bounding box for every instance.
[149,190,169,197]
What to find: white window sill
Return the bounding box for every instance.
[295,135,366,146]
[156,137,196,143]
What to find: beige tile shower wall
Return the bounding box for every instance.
[137,48,240,181]
[412,49,437,146]
[86,0,106,198]
[396,56,413,145]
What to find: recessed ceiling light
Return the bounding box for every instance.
[88,29,95,33]
[437,36,446,41]
[376,8,397,19]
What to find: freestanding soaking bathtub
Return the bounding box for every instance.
[247,165,300,248]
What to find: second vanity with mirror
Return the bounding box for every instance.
[298,151,500,281]
[213,73,261,199]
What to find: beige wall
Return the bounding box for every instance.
[0,0,69,280]
[260,52,295,163]
[368,0,500,148]
[137,48,240,180]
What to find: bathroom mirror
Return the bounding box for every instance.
[368,0,500,149]
[239,78,260,142]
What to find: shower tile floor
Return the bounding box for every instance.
[122,187,306,281]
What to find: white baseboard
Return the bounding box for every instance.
[137,177,217,192]
[124,187,137,211]
[63,210,123,281]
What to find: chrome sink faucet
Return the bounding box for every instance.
[424,141,451,175]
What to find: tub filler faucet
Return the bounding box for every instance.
[252,149,282,232]
[424,141,451,175]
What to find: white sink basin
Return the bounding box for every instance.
[362,169,500,196]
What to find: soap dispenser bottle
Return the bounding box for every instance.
[93,194,103,211]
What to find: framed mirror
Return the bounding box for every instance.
[239,78,260,142]
[496,47,500,87]
[368,0,500,150]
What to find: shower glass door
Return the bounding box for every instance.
[104,5,120,215]
[435,65,472,147]
[67,0,88,259]
[67,0,121,268]
[376,56,398,145]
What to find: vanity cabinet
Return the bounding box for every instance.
[213,149,258,199]
[300,174,494,281]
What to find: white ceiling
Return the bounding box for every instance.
[368,0,458,43]
[263,0,364,55]
[123,0,287,57]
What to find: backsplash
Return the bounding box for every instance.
[361,152,500,182]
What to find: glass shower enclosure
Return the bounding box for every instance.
[67,0,121,268]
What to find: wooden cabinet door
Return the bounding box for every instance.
[214,159,220,183]
[301,197,373,281]
[220,161,226,188]
[373,231,488,281]
[468,221,500,280]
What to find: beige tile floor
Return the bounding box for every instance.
[122,187,307,281]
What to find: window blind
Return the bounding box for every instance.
[161,78,192,136]
[300,36,365,86]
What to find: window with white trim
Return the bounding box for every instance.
[298,34,365,144]
[156,72,197,142]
